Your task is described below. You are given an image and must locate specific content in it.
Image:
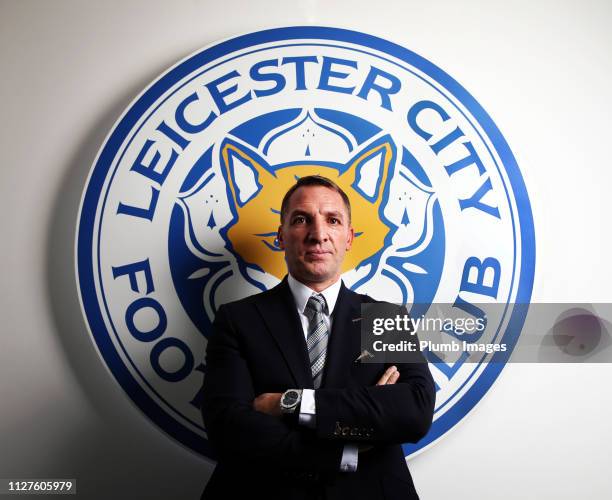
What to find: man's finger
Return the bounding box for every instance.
[358,444,374,454]
[376,366,398,385]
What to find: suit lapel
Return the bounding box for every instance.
[322,282,362,388]
[255,277,314,389]
[256,278,363,390]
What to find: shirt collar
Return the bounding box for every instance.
[287,274,342,315]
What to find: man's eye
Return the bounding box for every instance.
[292,216,306,224]
[329,218,339,224]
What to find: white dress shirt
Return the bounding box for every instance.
[287,274,359,472]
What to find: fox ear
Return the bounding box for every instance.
[220,137,275,208]
[343,134,395,206]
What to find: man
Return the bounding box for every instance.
[201,175,435,500]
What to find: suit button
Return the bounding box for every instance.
[334,421,342,436]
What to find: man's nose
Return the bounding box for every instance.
[308,217,328,242]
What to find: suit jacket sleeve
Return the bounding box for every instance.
[314,304,436,446]
[201,303,344,473]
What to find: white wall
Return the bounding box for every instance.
[1,0,611,498]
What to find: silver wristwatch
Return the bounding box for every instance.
[280,389,302,414]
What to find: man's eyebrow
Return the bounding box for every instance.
[288,209,310,218]
[288,209,345,219]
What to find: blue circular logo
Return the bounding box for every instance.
[76,27,535,458]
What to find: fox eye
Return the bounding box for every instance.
[255,232,283,252]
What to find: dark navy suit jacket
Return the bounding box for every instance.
[201,277,435,500]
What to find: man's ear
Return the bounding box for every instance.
[219,137,275,209]
[277,225,285,250]
[345,226,355,251]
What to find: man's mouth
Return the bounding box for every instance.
[305,250,331,259]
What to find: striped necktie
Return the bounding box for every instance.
[304,294,329,389]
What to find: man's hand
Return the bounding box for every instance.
[253,392,282,417]
[376,365,399,385]
[359,366,400,454]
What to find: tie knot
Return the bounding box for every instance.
[305,294,327,317]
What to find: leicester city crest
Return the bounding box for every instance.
[76,27,535,457]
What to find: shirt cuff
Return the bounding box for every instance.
[298,389,316,428]
[340,443,359,472]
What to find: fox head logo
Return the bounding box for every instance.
[219,134,396,280]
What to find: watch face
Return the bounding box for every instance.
[283,391,299,406]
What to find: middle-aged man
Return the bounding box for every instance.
[201,175,435,500]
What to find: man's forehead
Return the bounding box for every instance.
[286,186,348,215]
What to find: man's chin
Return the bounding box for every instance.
[298,266,340,284]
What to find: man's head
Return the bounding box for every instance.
[277,175,354,291]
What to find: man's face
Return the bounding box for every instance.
[277,185,354,290]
